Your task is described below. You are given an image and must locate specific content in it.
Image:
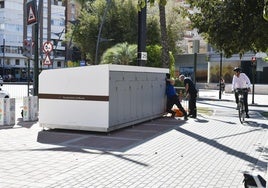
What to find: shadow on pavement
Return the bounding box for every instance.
[36,117,185,152]
[28,146,150,167]
[16,118,38,128]
[198,114,237,125]
[245,121,268,129]
[0,125,15,129]
[175,126,267,173]
[198,100,235,110]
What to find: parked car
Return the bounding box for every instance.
[0,88,10,98]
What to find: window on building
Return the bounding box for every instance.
[57,61,61,67]
[15,59,19,66]
[53,0,58,5]
[0,1,4,8]
[6,58,10,65]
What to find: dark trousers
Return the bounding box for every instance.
[235,91,249,113]
[188,93,197,116]
[167,95,187,116]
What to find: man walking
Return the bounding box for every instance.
[179,75,198,118]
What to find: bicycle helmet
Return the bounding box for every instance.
[233,67,241,72]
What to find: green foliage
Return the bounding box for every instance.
[72,10,98,62]
[169,51,175,76]
[101,43,175,75]
[70,0,138,64]
[183,0,268,57]
[137,0,167,10]
[70,0,185,65]
[100,42,137,65]
[147,16,161,45]
[264,0,268,21]
[146,45,175,75]
[166,4,186,54]
[146,45,162,67]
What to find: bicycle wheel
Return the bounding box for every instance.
[239,102,245,124]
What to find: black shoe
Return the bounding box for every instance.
[189,115,196,118]
[246,114,250,118]
[187,113,192,117]
[184,115,188,120]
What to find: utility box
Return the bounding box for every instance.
[0,98,15,126]
[39,64,169,132]
[23,96,38,121]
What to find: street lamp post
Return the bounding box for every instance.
[137,3,147,66]
[2,39,5,78]
[66,20,79,65]
[251,56,257,104]
[52,29,65,67]
[94,0,111,65]
[193,40,199,84]
[219,52,223,99]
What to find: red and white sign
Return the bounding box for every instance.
[43,54,52,65]
[43,41,53,53]
[26,1,37,25]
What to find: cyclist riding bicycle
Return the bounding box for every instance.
[231,67,251,118]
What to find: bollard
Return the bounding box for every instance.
[0,98,15,126]
[23,96,38,121]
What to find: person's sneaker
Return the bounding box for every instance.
[246,114,250,118]
[189,115,196,118]
[184,115,188,120]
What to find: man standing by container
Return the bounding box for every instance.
[179,75,198,118]
[166,77,188,120]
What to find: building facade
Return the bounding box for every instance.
[0,0,79,82]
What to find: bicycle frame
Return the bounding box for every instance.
[235,88,248,124]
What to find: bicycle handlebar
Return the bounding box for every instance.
[235,88,248,94]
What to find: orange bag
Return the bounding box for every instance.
[173,108,184,117]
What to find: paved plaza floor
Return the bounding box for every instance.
[0,90,267,188]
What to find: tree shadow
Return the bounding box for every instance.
[36,117,185,152]
[33,118,187,167]
[245,121,268,129]
[174,126,267,173]
[23,146,150,167]
[198,114,236,125]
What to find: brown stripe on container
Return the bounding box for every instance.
[38,93,109,101]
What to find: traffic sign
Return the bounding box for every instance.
[22,39,33,58]
[26,1,37,25]
[43,54,52,65]
[43,41,53,53]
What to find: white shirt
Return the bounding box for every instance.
[232,72,251,90]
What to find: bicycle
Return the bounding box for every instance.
[235,88,248,124]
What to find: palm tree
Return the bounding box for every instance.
[159,3,169,68]
[101,43,137,65]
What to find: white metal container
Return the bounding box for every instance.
[39,64,169,132]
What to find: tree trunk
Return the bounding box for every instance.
[159,4,169,68]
